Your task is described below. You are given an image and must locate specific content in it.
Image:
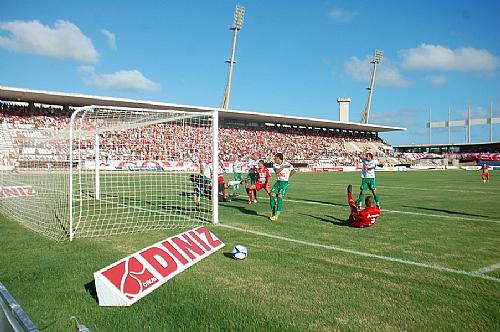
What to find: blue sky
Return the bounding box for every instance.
[0,0,499,145]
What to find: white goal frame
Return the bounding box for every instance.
[68,105,219,241]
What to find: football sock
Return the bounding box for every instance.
[249,190,253,202]
[374,194,380,207]
[276,197,283,215]
[254,189,258,200]
[358,193,364,207]
[270,196,276,214]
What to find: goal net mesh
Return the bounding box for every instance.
[0,106,215,241]
[0,114,71,241]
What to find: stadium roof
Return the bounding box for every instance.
[393,141,500,149]
[0,86,405,133]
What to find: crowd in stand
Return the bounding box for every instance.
[0,103,386,166]
[0,103,72,161]
[218,127,381,164]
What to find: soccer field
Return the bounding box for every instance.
[0,170,499,331]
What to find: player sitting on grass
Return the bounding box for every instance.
[481,163,490,183]
[269,153,295,221]
[358,152,381,208]
[347,184,380,227]
[248,160,271,204]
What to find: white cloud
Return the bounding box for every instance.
[427,75,448,86]
[81,67,160,91]
[77,65,95,74]
[344,56,410,87]
[101,29,116,50]
[400,43,499,72]
[0,19,98,62]
[328,7,356,22]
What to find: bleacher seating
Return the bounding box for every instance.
[0,103,390,166]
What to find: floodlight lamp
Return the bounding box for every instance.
[374,50,383,63]
[233,5,245,29]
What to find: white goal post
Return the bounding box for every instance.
[0,105,219,241]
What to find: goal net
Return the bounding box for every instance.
[0,114,71,241]
[0,105,219,241]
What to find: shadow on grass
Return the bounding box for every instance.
[300,213,349,227]
[293,198,348,207]
[87,191,212,221]
[220,203,266,217]
[84,280,99,304]
[38,320,58,331]
[402,205,491,218]
[220,197,271,217]
[223,252,236,259]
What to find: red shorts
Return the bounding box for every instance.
[348,213,372,228]
[482,173,489,179]
[255,183,269,192]
[349,221,371,228]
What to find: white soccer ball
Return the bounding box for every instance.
[232,245,248,260]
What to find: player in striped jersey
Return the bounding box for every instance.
[248,160,271,204]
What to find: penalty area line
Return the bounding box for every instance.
[219,224,500,283]
[287,199,500,224]
[300,181,500,195]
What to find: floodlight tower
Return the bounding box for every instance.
[220,5,245,110]
[360,50,383,124]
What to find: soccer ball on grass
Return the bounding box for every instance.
[232,245,247,260]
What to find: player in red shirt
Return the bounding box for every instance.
[248,160,271,204]
[481,163,490,183]
[346,184,380,227]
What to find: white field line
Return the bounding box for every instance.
[219,224,500,283]
[472,262,500,275]
[84,197,500,282]
[287,199,500,224]
[298,181,500,195]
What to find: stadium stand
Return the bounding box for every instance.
[5,102,496,169]
[0,102,390,166]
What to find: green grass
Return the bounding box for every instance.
[1,170,499,331]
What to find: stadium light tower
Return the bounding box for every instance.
[220,5,245,110]
[360,50,383,124]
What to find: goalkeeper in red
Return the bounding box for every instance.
[269,153,295,221]
[347,184,380,227]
